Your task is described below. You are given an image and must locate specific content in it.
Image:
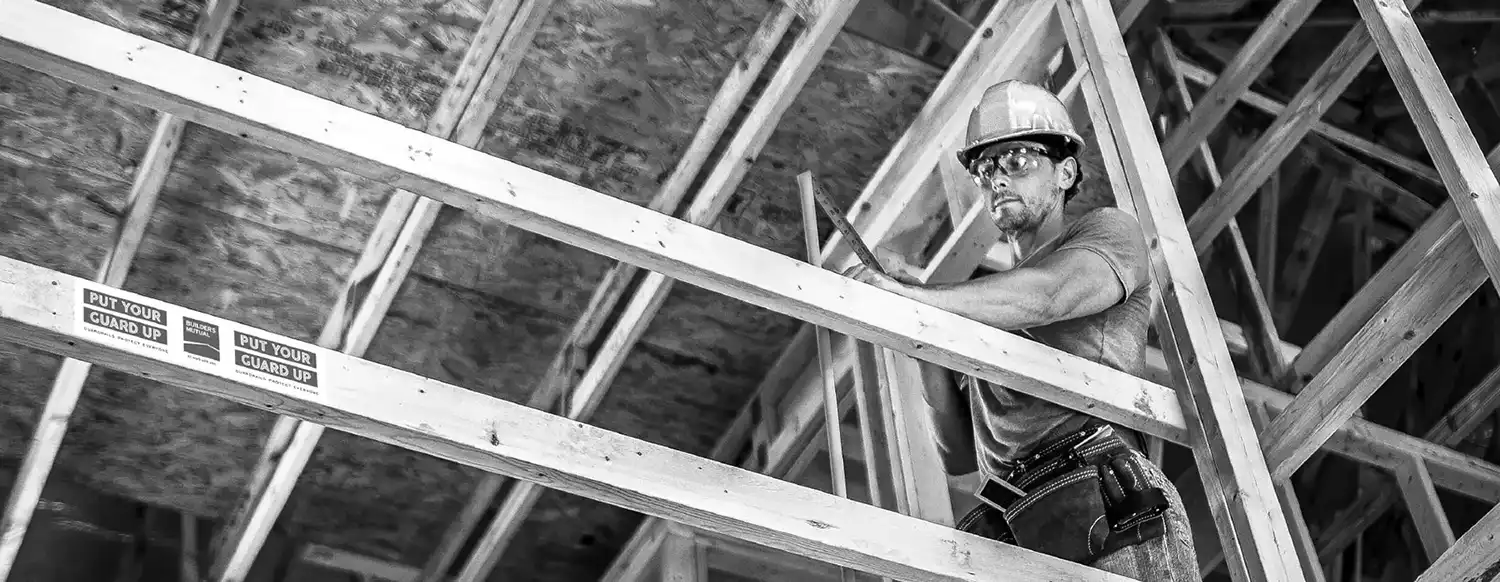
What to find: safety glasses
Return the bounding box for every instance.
[968,146,1058,187]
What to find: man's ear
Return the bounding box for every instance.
[1057,156,1079,189]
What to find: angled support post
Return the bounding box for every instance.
[0,1,240,579]
[202,1,556,579]
[1411,500,1500,582]
[418,4,798,579]
[1159,0,1322,175]
[443,5,861,580]
[1057,0,1305,579]
[1392,452,1456,562]
[1184,0,1429,253]
[1260,0,1500,481]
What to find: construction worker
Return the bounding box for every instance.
[843,79,1198,578]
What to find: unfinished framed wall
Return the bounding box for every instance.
[1,0,1500,581]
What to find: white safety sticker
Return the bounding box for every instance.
[74,280,324,402]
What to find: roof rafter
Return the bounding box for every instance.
[1260,0,1500,481]
[0,0,240,576]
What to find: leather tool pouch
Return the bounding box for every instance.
[1000,453,1171,565]
[1004,466,1110,563]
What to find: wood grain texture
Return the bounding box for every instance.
[1392,452,1456,561]
[1160,0,1321,173]
[1058,0,1302,578]
[19,2,1206,438]
[1173,54,1441,187]
[1273,170,1348,330]
[1309,364,1500,559]
[0,0,241,579]
[208,0,560,576]
[1412,500,1500,582]
[1355,0,1500,288]
[0,255,1137,582]
[1183,0,1426,253]
[1260,216,1485,480]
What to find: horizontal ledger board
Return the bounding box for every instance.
[72,281,325,401]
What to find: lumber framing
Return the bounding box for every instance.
[0,1,240,578]
[1311,364,1500,560]
[416,4,798,578]
[1059,0,1303,576]
[201,1,557,579]
[1412,501,1500,582]
[1184,0,1429,254]
[1159,0,1321,175]
[439,6,856,578]
[8,0,1500,579]
[0,255,1139,582]
[1259,0,1500,481]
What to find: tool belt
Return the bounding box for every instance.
[956,423,1170,565]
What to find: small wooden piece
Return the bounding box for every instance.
[1392,452,1456,561]
[1274,171,1349,329]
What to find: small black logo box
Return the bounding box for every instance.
[233,331,319,389]
[82,288,167,346]
[182,317,221,361]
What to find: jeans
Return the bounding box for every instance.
[1090,450,1199,581]
[958,449,1199,581]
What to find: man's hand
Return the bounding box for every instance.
[840,263,917,297]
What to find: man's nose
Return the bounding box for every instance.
[987,173,1011,192]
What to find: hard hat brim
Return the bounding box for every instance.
[955,128,1085,169]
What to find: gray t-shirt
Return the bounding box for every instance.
[947,206,1155,477]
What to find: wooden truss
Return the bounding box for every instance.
[1,0,1499,581]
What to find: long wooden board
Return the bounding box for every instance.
[0,254,1134,582]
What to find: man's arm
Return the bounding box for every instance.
[916,361,978,476]
[902,248,1128,330]
[847,207,1151,331]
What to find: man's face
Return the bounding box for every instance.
[968,140,1075,233]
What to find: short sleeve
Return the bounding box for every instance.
[1054,207,1152,302]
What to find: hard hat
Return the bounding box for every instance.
[956,80,1084,168]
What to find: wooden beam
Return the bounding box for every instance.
[1310,363,1500,559]
[1158,34,1289,383]
[1273,169,1349,330]
[659,525,708,582]
[1058,1,1303,579]
[0,1,240,579]
[181,514,200,582]
[1261,0,1500,479]
[1393,451,1456,561]
[1174,58,1442,188]
[1258,168,1279,304]
[1353,0,1500,284]
[818,0,1147,273]
[1160,0,1322,174]
[1260,205,1484,479]
[0,256,1141,582]
[1274,184,1466,393]
[444,6,855,579]
[1249,404,1326,582]
[1411,499,1500,581]
[1184,0,1428,254]
[12,13,1493,576]
[201,1,553,579]
[422,5,796,579]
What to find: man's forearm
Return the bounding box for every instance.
[916,360,978,476]
[905,271,1057,330]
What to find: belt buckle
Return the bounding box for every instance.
[974,474,1027,514]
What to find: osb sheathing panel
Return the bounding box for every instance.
[0,0,947,577]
